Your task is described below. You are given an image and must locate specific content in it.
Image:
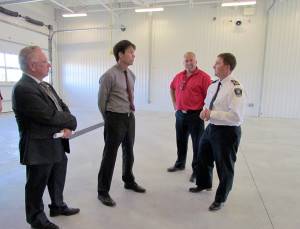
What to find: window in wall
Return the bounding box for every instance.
[7,69,22,81]
[0,52,50,83]
[6,54,20,68]
[0,53,4,66]
[0,69,5,81]
[0,53,22,82]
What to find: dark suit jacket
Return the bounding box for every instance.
[12,74,77,165]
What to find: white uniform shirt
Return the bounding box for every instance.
[204,75,247,126]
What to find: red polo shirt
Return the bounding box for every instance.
[170,67,211,111]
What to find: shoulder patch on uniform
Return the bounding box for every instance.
[231,80,240,86]
[234,88,242,96]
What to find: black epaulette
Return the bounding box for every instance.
[212,79,219,83]
[231,80,240,86]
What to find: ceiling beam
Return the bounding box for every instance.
[97,0,111,13]
[0,0,44,5]
[130,0,149,7]
[141,0,150,8]
[130,0,143,6]
[49,0,74,13]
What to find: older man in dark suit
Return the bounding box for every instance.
[12,46,79,229]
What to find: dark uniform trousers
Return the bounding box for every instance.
[196,124,241,203]
[175,110,204,173]
[26,153,68,227]
[98,111,135,193]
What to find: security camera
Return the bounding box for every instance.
[120,24,126,32]
[236,20,242,26]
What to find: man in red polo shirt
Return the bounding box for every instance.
[168,52,211,182]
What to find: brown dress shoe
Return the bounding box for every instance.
[124,182,146,193]
[189,186,212,193]
[98,193,116,207]
[167,166,185,172]
[50,206,80,217]
[31,220,59,229]
[209,201,224,211]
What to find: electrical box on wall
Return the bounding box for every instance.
[243,7,255,16]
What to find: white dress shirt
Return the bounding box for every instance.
[204,75,247,126]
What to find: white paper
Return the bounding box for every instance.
[53,133,64,138]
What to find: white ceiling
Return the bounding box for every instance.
[0,0,225,13]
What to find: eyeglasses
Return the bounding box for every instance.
[32,60,50,64]
[180,81,185,90]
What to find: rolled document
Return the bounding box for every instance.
[53,133,64,138]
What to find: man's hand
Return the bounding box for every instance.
[170,89,177,111]
[60,129,73,139]
[200,109,212,121]
[173,103,177,111]
[200,109,206,120]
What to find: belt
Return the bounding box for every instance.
[210,124,240,128]
[106,111,133,117]
[179,109,202,114]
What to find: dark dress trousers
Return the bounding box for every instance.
[12,74,77,228]
[196,124,241,203]
[175,110,204,172]
[97,111,135,193]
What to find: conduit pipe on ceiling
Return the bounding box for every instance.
[258,0,276,117]
[48,25,127,82]
[48,26,127,60]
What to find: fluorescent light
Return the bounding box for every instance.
[222,1,256,7]
[135,7,164,13]
[62,13,87,18]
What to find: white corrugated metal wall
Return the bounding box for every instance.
[51,0,299,118]
[261,0,300,118]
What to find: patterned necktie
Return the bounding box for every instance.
[209,81,221,110]
[124,70,135,111]
[39,82,63,111]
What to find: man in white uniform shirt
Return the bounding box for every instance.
[189,53,247,211]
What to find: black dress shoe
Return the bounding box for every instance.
[98,193,116,207]
[167,166,185,172]
[50,206,80,217]
[189,186,212,193]
[189,173,196,182]
[209,201,224,211]
[32,220,59,229]
[124,182,146,193]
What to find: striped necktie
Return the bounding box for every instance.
[39,82,63,111]
[124,70,135,111]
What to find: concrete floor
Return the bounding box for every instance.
[0,108,300,229]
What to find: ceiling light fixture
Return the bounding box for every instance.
[62,13,87,18]
[135,7,164,13]
[221,1,256,7]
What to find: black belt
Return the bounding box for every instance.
[210,124,240,128]
[179,109,202,114]
[106,111,133,117]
